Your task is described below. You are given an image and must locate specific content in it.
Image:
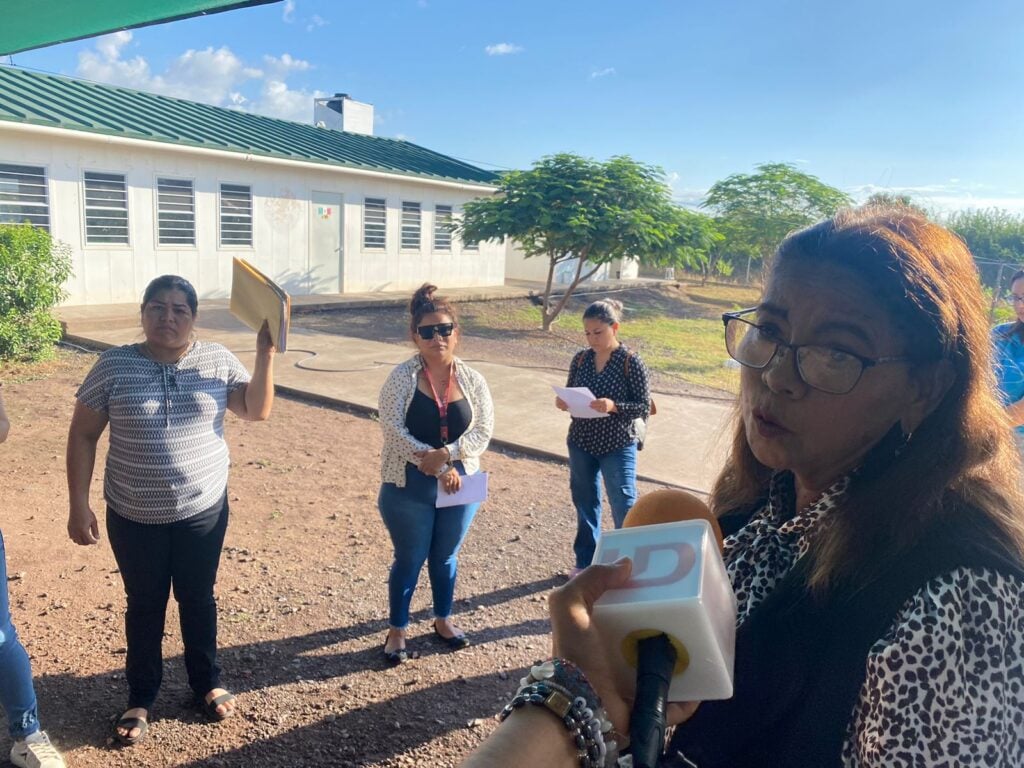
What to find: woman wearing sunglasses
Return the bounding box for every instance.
[376,283,494,664]
[992,269,1024,456]
[556,299,651,577]
[464,207,1024,767]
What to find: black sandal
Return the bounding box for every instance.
[201,691,237,722]
[433,625,471,650]
[113,714,149,746]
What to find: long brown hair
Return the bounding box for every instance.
[711,206,1024,591]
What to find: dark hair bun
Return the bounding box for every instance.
[410,283,438,317]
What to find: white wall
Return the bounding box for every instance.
[2,130,504,304]
[504,241,640,284]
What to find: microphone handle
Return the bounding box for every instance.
[630,633,677,768]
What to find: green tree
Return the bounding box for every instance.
[702,162,853,280]
[459,153,718,330]
[863,191,929,216]
[945,208,1024,267]
[0,224,72,361]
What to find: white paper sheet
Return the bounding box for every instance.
[552,385,610,419]
[436,471,489,508]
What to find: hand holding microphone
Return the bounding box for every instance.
[548,559,702,737]
[593,490,737,767]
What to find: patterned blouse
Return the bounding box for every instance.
[566,345,650,456]
[377,355,494,487]
[724,472,1024,766]
[76,341,251,524]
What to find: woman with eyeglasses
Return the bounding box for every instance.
[464,208,1024,767]
[992,269,1024,455]
[555,299,651,577]
[66,275,275,744]
[376,284,494,664]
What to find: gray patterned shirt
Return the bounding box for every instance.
[76,341,250,524]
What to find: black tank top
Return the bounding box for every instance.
[405,389,471,448]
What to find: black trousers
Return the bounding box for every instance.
[106,496,229,710]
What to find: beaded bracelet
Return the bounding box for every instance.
[500,659,628,768]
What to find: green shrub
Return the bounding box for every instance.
[0,225,72,361]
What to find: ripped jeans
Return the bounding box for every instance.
[0,531,40,739]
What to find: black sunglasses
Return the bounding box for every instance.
[417,322,455,340]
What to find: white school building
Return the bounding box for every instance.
[0,66,507,305]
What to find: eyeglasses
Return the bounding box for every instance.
[722,308,911,395]
[417,322,455,340]
[1007,295,1024,305]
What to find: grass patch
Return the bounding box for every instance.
[627,316,741,393]
[680,280,761,310]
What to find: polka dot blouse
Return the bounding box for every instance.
[566,345,651,456]
[724,472,1024,766]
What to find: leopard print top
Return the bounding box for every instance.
[724,473,1024,767]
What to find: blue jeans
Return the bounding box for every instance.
[0,532,40,739]
[378,464,479,629]
[568,442,638,569]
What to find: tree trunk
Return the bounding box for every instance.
[541,251,599,331]
[540,255,558,331]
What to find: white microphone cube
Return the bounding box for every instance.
[592,519,737,701]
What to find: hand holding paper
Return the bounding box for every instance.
[552,386,610,419]
[437,472,488,508]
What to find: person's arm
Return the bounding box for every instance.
[461,706,578,768]
[462,561,697,766]
[0,388,10,444]
[66,400,108,545]
[593,352,650,418]
[379,364,435,463]
[228,321,275,421]
[445,366,494,463]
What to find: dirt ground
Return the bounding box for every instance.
[0,348,670,767]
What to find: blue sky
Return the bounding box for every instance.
[7,0,1024,212]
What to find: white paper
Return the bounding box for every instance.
[436,471,489,508]
[553,385,610,419]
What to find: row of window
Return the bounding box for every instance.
[1,164,480,254]
[364,198,476,252]
[0,163,251,248]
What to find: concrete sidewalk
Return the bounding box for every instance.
[58,293,733,494]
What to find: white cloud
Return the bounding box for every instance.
[485,42,523,56]
[76,33,323,123]
[282,0,296,22]
[849,183,1024,215]
[590,67,615,79]
[306,14,328,32]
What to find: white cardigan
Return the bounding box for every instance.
[377,355,494,487]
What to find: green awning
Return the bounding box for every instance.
[1,1,281,56]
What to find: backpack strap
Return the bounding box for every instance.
[569,349,587,384]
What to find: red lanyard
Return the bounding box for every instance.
[421,359,455,443]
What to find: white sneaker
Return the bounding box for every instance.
[9,730,66,768]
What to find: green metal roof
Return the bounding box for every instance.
[0,66,499,186]
[1,1,281,56]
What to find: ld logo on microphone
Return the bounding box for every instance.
[591,519,737,702]
[599,542,697,589]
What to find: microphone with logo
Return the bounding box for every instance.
[590,490,736,768]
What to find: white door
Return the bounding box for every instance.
[308,191,343,293]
